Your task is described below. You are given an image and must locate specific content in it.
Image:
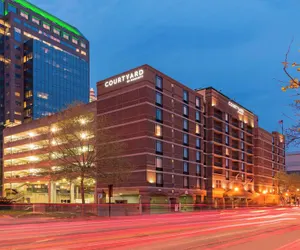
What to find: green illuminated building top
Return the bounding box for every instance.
[12,0,83,37]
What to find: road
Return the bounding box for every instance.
[1,207,300,250]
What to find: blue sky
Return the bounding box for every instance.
[32,0,300,149]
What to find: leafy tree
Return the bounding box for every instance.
[42,103,131,204]
[275,171,300,197]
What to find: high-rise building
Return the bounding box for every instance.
[89,88,96,102]
[0,0,89,195]
[0,0,89,125]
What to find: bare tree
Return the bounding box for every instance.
[42,103,131,204]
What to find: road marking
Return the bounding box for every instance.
[276,239,300,250]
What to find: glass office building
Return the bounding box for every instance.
[24,39,89,119]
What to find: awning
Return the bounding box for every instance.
[223,189,254,199]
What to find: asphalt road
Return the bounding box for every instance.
[1,207,300,250]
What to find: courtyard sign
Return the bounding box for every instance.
[104,69,144,88]
[228,101,244,115]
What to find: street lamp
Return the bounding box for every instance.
[262,190,267,206]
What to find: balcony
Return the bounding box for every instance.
[232,165,239,171]
[232,132,239,139]
[214,150,223,155]
[214,168,223,175]
[232,120,239,128]
[246,138,253,144]
[214,125,223,132]
[247,169,253,173]
[247,148,253,154]
[232,154,239,160]
[247,127,253,134]
[214,112,223,120]
[247,159,253,164]
[214,137,223,144]
[232,143,239,150]
[214,161,222,167]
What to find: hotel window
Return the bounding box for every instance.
[241,122,244,129]
[196,151,201,162]
[156,92,162,105]
[196,97,200,108]
[241,163,245,171]
[272,162,274,169]
[241,141,244,150]
[241,152,244,161]
[183,176,189,188]
[216,180,222,188]
[53,27,60,35]
[196,178,200,188]
[241,131,244,139]
[226,148,229,156]
[242,174,245,182]
[15,92,20,97]
[183,133,189,145]
[196,138,201,149]
[155,124,162,137]
[156,173,163,185]
[183,119,188,131]
[183,162,189,174]
[196,111,200,122]
[156,76,162,89]
[225,113,229,122]
[156,108,162,122]
[20,11,28,20]
[226,158,229,168]
[225,124,229,134]
[183,105,189,117]
[272,137,274,144]
[196,165,201,176]
[63,33,69,40]
[156,141,163,154]
[43,22,50,30]
[272,146,274,152]
[156,157,163,169]
[183,148,189,159]
[196,124,200,135]
[183,90,188,103]
[225,170,229,180]
[81,42,86,48]
[225,136,229,145]
[32,16,40,25]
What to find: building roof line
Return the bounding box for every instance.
[12,0,84,38]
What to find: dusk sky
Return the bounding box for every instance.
[32,0,300,151]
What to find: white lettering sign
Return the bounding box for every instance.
[104,69,144,88]
[228,101,244,115]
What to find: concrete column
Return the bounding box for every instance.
[70,183,75,203]
[49,182,57,203]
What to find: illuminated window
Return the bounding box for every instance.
[196,165,201,176]
[81,51,86,56]
[37,92,48,99]
[225,136,229,145]
[63,33,69,40]
[226,148,230,156]
[156,173,163,185]
[15,92,20,97]
[196,178,200,188]
[81,42,86,48]
[216,180,222,188]
[196,124,200,135]
[196,97,200,108]
[241,122,244,129]
[32,16,40,25]
[72,37,78,44]
[155,124,162,137]
[53,27,60,35]
[20,11,28,20]
[225,170,229,180]
[14,111,21,115]
[43,22,50,30]
[156,157,162,169]
[25,90,33,98]
[225,113,229,122]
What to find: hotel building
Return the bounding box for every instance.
[2,65,285,206]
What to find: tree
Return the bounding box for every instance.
[275,171,300,197]
[280,39,300,146]
[42,103,131,204]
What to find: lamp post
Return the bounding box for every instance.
[262,190,267,206]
